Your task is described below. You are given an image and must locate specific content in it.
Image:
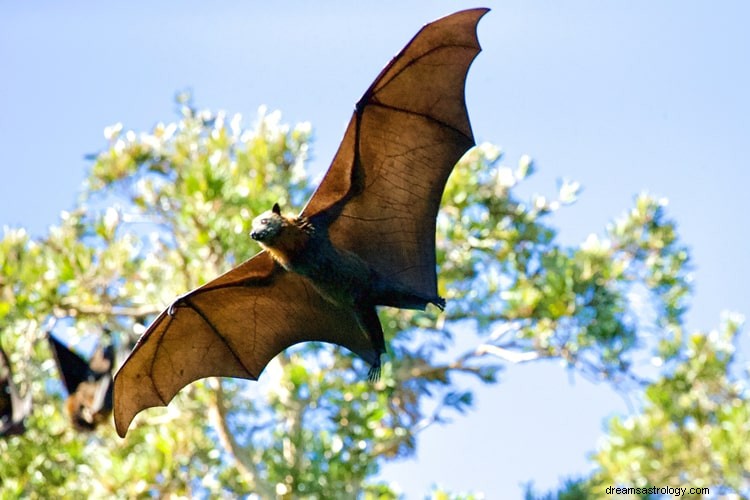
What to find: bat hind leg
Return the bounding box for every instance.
[372,279,446,311]
[355,305,385,382]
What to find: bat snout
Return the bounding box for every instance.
[251,229,271,243]
[250,227,269,241]
[252,227,277,246]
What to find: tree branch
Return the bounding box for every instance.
[206,378,275,499]
[53,302,161,318]
[476,344,540,363]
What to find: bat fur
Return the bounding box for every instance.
[250,203,445,379]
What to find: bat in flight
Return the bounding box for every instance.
[48,334,114,431]
[114,8,488,437]
[1,344,32,437]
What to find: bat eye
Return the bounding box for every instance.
[260,218,268,225]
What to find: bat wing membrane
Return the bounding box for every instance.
[302,8,487,300]
[1,346,31,436]
[48,334,92,394]
[113,251,376,437]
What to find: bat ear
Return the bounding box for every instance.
[272,203,281,215]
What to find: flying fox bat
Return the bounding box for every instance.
[48,334,114,431]
[114,8,488,437]
[1,345,32,437]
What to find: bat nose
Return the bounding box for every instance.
[250,230,260,241]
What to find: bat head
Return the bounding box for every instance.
[250,203,285,245]
[66,388,97,431]
[65,378,113,432]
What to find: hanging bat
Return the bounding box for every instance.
[1,345,32,437]
[114,8,488,437]
[48,334,114,431]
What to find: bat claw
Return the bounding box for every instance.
[367,361,381,382]
[167,294,189,316]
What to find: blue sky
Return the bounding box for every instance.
[2,1,749,497]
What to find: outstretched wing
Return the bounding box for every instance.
[302,8,487,299]
[113,251,376,437]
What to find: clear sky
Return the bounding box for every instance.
[2,1,749,497]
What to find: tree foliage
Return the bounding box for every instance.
[0,98,747,497]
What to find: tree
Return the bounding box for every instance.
[1,97,746,497]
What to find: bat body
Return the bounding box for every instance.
[114,8,488,437]
[250,203,446,379]
[48,334,114,431]
[1,346,31,437]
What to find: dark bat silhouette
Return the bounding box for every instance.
[114,8,488,437]
[48,334,114,431]
[1,345,32,437]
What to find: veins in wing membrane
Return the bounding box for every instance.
[184,296,257,379]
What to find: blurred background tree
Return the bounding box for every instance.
[1,98,747,497]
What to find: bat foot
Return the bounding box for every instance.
[367,360,381,382]
[372,283,446,312]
